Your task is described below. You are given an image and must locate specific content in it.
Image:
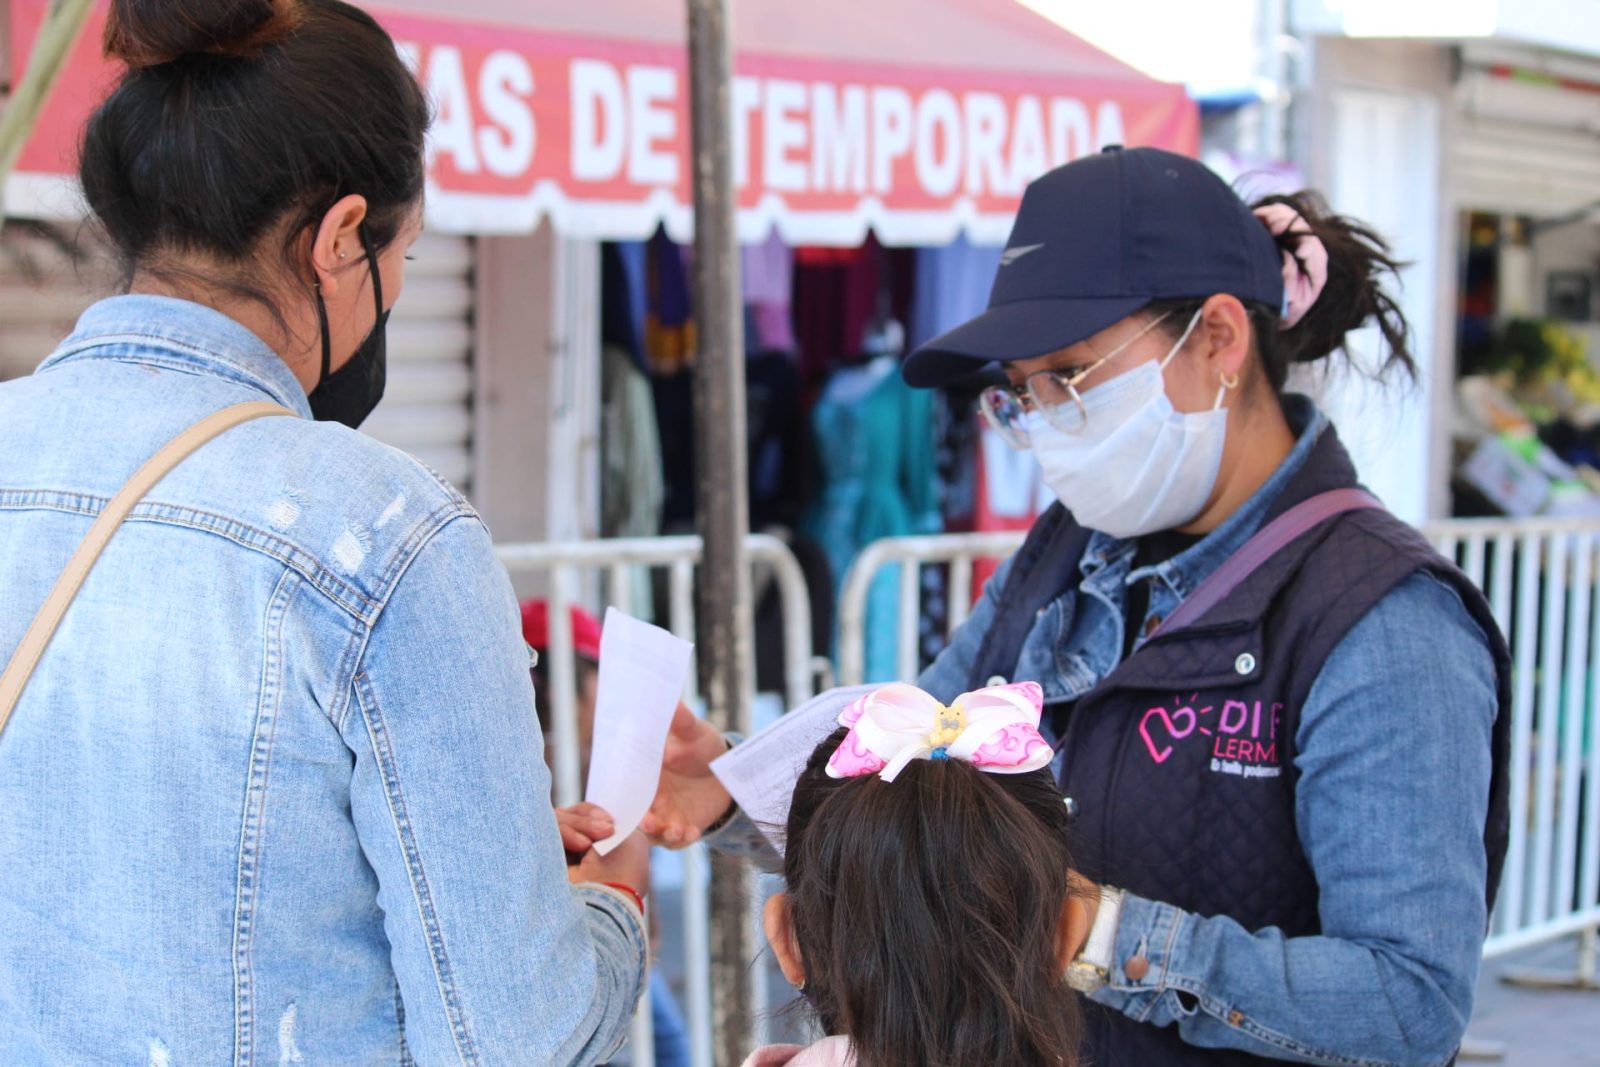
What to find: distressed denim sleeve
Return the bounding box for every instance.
[344,516,647,1066]
[1089,572,1497,1066]
[916,554,1014,701]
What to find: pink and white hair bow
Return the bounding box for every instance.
[1253,202,1329,330]
[826,681,1054,784]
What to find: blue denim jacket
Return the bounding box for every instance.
[0,297,646,1065]
[921,397,1497,1066]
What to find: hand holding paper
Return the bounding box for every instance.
[709,684,880,855]
[639,700,740,847]
[583,609,695,855]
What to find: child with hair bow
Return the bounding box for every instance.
[743,681,1096,1067]
[653,149,1507,1067]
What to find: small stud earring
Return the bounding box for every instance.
[337,250,348,260]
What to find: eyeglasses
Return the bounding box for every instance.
[978,311,1174,449]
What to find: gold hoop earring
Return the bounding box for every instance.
[1220,371,1241,390]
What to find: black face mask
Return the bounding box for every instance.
[309,222,389,429]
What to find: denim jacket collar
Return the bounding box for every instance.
[1079,395,1330,601]
[38,294,314,418]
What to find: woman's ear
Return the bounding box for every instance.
[309,194,370,298]
[1197,293,1253,386]
[763,893,807,989]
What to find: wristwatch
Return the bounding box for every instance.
[1065,885,1125,994]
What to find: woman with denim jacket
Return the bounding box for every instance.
[646,148,1511,1067]
[0,0,648,1062]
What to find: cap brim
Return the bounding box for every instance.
[902,295,1151,388]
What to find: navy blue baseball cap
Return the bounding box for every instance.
[903,146,1286,388]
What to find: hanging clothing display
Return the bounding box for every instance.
[792,242,882,389]
[912,387,981,668]
[934,390,981,531]
[627,229,698,530]
[643,228,696,376]
[901,237,1001,668]
[744,342,829,696]
[912,231,1003,558]
[617,225,1024,684]
[652,371,697,532]
[979,423,1045,519]
[792,238,919,392]
[741,232,797,354]
[601,342,665,613]
[909,235,1004,350]
[600,244,665,617]
[604,240,649,373]
[600,342,665,538]
[745,350,816,530]
[805,354,940,683]
[969,419,1053,599]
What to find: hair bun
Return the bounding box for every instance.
[105,0,303,69]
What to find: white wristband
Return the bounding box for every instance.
[1081,886,1125,973]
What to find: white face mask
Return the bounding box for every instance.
[1027,311,1228,539]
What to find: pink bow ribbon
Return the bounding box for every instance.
[826,681,1055,784]
[1253,203,1329,330]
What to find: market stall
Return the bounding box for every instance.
[1448,49,1600,520]
[7,0,1196,241]
[2,2,1197,1060]
[4,0,1197,634]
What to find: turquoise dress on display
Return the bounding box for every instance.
[806,356,940,682]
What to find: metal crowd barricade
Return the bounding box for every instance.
[837,530,1028,689]
[837,518,1600,984]
[494,533,817,1067]
[1428,517,1600,981]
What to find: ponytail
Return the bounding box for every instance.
[1253,190,1416,389]
[1146,190,1415,393]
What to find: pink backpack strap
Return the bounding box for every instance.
[1152,488,1385,639]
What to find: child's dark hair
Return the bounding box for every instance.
[1148,190,1414,393]
[81,0,429,315]
[781,727,1082,1067]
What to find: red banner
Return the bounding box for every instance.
[6,1,1197,244]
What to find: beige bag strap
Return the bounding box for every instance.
[0,401,295,740]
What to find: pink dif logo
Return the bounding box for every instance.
[1138,695,1284,767]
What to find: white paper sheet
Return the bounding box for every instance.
[584,608,695,855]
[709,684,880,855]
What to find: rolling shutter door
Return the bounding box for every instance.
[0,223,116,383]
[359,232,476,493]
[1454,53,1600,218]
[2,225,477,493]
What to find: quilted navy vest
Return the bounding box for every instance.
[969,426,1512,1066]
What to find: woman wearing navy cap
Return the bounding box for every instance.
[649,147,1511,1066]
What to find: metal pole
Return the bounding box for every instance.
[0,0,96,219]
[686,0,755,1063]
[1255,0,1289,161]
